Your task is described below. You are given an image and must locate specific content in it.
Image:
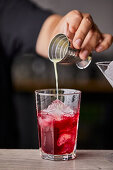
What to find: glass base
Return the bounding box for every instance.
[40,150,76,161]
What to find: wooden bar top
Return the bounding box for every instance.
[0,150,113,170]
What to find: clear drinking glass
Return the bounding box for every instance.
[35,89,81,161]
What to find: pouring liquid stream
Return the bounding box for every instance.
[52,59,61,100]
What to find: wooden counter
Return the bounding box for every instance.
[0,150,113,169]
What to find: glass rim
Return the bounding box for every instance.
[35,88,81,96]
[96,61,112,66]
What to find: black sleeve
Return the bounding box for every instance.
[0,0,52,59]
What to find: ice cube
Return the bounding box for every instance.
[42,126,54,154]
[57,133,76,154]
[60,142,74,154]
[57,133,72,146]
[43,99,74,116]
[38,113,54,127]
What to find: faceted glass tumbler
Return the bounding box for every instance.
[35,89,81,161]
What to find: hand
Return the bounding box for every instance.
[52,10,113,60]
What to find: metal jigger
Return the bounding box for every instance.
[48,33,92,69]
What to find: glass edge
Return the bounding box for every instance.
[96,61,112,65]
[35,88,81,96]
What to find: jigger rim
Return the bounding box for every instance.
[48,33,69,62]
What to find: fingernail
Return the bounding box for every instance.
[96,46,103,52]
[75,39,82,48]
[80,50,89,59]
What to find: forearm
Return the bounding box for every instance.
[36,14,62,58]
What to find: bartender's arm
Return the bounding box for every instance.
[36,10,113,60]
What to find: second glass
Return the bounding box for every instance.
[35,89,81,161]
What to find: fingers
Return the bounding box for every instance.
[67,10,83,33]
[79,33,113,60]
[73,14,93,49]
[64,22,74,40]
[79,27,102,60]
[95,34,113,52]
[64,10,83,40]
[63,10,113,60]
[65,11,96,53]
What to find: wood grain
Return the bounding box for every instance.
[0,150,113,170]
